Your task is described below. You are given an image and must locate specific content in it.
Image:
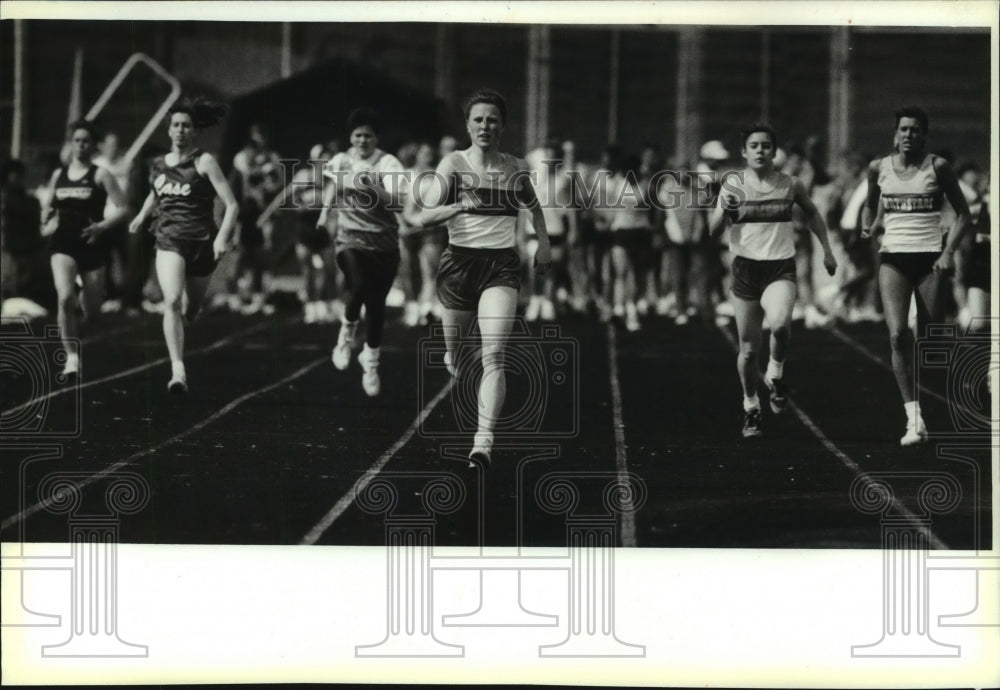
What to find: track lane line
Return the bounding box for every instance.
[299,378,454,545]
[606,323,639,548]
[1,355,325,532]
[716,323,950,550]
[2,318,290,420]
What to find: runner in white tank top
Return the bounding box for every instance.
[710,124,837,439]
[861,106,971,446]
[405,88,552,467]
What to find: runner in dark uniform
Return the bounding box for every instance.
[41,119,129,378]
[128,98,238,394]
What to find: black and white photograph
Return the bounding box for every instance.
[1,1,997,686]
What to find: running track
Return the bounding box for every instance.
[1,308,993,550]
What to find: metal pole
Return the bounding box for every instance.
[828,26,851,162]
[760,30,770,124]
[281,23,292,79]
[675,28,704,165]
[538,25,550,149]
[526,26,539,152]
[608,30,620,143]
[12,20,25,158]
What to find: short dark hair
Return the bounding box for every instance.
[894,106,929,132]
[169,97,228,129]
[740,123,778,150]
[68,119,100,141]
[347,107,380,135]
[462,89,507,124]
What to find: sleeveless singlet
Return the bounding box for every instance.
[52,165,107,233]
[877,154,944,253]
[724,170,796,261]
[322,149,403,253]
[446,151,526,249]
[150,150,217,241]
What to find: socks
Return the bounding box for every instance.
[743,394,760,412]
[766,357,784,381]
[63,352,80,373]
[904,401,922,423]
[171,360,186,379]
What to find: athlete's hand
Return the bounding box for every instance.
[41,214,59,238]
[823,250,838,277]
[721,191,740,211]
[128,215,144,234]
[534,239,552,274]
[933,249,955,274]
[213,236,230,261]
[81,223,105,245]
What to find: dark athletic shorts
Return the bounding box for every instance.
[730,255,797,301]
[965,240,991,292]
[879,252,939,286]
[49,226,110,273]
[156,234,218,278]
[436,244,521,311]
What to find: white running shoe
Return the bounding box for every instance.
[468,432,493,468]
[61,353,80,380]
[540,298,556,321]
[525,296,541,322]
[674,313,689,326]
[900,418,928,447]
[358,345,381,397]
[715,300,734,317]
[332,321,357,370]
[403,301,420,327]
[636,298,649,316]
[304,302,318,324]
[804,304,830,330]
[625,303,640,332]
[168,372,187,395]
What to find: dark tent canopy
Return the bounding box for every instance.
[221,56,448,168]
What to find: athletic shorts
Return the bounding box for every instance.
[48,227,110,273]
[436,244,521,311]
[730,255,797,301]
[335,246,400,289]
[298,213,330,253]
[879,252,939,286]
[156,234,218,278]
[612,227,654,271]
[964,240,991,292]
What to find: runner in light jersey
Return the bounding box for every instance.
[710,123,837,438]
[317,107,406,397]
[406,88,552,467]
[862,106,971,446]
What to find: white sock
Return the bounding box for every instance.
[766,358,784,380]
[743,395,760,412]
[171,360,186,378]
[64,352,80,371]
[904,401,921,423]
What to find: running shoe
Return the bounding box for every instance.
[332,323,355,370]
[168,373,188,396]
[468,434,493,469]
[900,418,928,447]
[358,345,381,397]
[764,374,788,414]
[525,296,541,322]
[742,408,762,438]
[60,354,80,382]
[540,298,556,321]
[625,303,641,332]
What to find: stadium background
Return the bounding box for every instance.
[0,21,992,180]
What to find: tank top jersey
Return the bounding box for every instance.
[52,165,107,233]
[877,154,944,253]
[322,149,402,253]
[723,170,796,261]
[150,150,217,241]
[445,151,527,249]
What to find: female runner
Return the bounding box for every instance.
[128,98,238,394]
[407,88,552,465]
[41,120,129,378]
[316,107,406,396]
[710,124,837,438]
[862,107,971,445]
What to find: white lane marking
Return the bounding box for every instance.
[606,323,638,548]
[716,323,949,550]
[1,356,326,532]
[299,379,454,545]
